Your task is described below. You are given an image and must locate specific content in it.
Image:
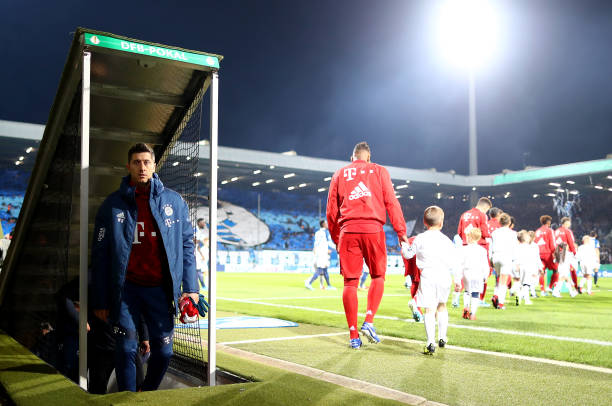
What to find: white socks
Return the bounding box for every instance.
[498,284,508,305]
[452,291,460,305]
[424,312,436,345]
[587,279,592,294]
[463,292,470,308]
[437,310,448,342]
[470,296,479,316]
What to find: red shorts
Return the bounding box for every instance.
[540,255,557,272]
[338,230,387,280]
[402,258,420,283]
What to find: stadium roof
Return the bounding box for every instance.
[1,119,611,201]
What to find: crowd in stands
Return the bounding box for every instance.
[0,193,23,236]
[215,187,611,264]
[2,184,609,263]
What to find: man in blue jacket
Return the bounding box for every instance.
[91,143,199,392]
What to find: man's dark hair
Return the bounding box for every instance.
[197,218,205,224]
[590,230,598,238]
[319,220,326,227]
[128,143,155,163]
[540,215,552,225]
[488,207,502,219]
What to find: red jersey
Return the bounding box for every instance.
[487,218,501,236]
[555,226,576,254]
[535,225,556,258]
[457,208,490,247]
[126,184,165,286]
[326,159,406,245]
[402,236,420,281]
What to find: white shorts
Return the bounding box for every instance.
[581,265,594,276]
[493,257,514,276]
[522,272,538,287]
[416,277,450,309]
[558,266,571,278]
[464,277,484,294]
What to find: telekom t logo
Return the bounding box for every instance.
[133,222,157,244]
[344,168,357,181]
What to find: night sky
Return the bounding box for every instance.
[2,0,612,175]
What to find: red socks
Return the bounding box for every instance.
[570,269,578,288]
[480,282,488,301]
[342,278,359,339]
[365,276,384,323]
[549,272,559,289]
[539,274,546,291]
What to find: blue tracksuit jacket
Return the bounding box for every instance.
[90,174,198,321]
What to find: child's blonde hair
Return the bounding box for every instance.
[517,230,529,243]
[467,228,481,244]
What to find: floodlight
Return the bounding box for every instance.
[436,0,499,70]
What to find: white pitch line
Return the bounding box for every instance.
[381,336,612,375]
[240,294,407,301]
[219,296,612,346]
[220,332,346,345]
[447,323,612,346]
[219,297,415,323]
[219,331,612,375]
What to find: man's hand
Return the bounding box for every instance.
[139,340,150,355]
[181,292,199,304]
[400,235,409,244]
[93,309,109,322]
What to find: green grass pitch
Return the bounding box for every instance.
[208,272,612,405]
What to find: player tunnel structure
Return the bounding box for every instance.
[0,28,221,387]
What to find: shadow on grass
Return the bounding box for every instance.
[2,363,58,374]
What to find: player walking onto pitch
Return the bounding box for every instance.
[576,236,598,295]
[551,242,579,298]
[327,142,408,349]
[402,236,422,322]
[490,213,518,309]
[401,206,457,355]
[456,228,489,320]
[555,217,580,293]
[457,197,492,308]
[535,215,557,294]
[514,230,541,305]
[305,220,337,290]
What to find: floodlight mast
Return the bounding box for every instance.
[468,69,477,176]
[436,0,498,179]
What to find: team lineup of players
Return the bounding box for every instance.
[322,141,601,354]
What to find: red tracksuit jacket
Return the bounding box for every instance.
[555,226,576,255]
[535,225,556,258]
[457,208,491,247]
[326,159,406,245]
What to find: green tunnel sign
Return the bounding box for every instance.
[84,33,219,69]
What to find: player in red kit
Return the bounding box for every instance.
[327,142,408,349]
[402,236,422,322]
[555,217,580,293]
[484,207,502,299]
[534,215,557,293]
[457,198,492,307]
